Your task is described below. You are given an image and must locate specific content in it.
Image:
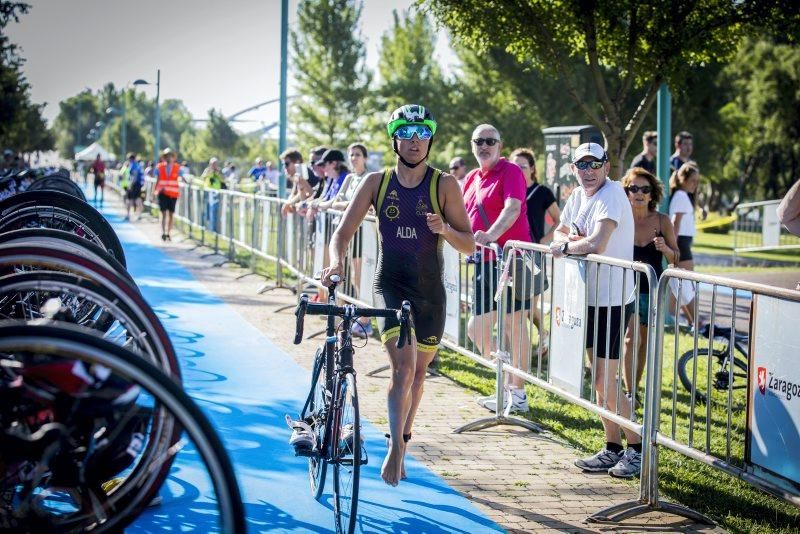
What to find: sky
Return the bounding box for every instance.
[8,0,457,134]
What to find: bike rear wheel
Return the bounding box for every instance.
[678,347,748,411]
[333,371,360,534]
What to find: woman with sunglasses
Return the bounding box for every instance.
[622,167,679,399]
[321,105,474,487]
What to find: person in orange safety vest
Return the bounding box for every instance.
[155,147,181,241]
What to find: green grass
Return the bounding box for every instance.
[694,230,800,264]
[435,328,800,533]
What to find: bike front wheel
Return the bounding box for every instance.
[308,348,328,500]
[333,371,361,534]
[677,347,748,411]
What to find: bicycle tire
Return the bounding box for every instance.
[0,321,245,534]
[677,347,748,410]
[308,347,329,500]
[0,190,126,266]
[0,228,132,283]
[0,244,179,380]
[333,371,360,534]
[27,175,87,202]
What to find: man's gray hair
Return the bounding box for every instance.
[472,124,501,140]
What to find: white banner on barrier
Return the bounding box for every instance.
[762,204,781,248]
[313,215,327,278]
[443,243,460,342]
[359,221,377,306]
[549,257,586,396]
[749,294,800,489]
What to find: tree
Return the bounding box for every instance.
[424,0,800,177]
[180,109,242,163]
[290,0,372,149]
[53,90,101,158]
[0,1,52,153]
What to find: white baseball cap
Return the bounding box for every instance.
[572,142,607,163]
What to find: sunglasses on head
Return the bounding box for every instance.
[394,124,433,140]
[626,185,652,194]
[472,137,499,147]
[574,159,605,170]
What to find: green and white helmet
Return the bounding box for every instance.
[386,104,438,139]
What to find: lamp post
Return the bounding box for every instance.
[133,69,161,164]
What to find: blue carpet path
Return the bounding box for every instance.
[92,207,503,533]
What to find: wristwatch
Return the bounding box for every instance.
[560,241,569,255]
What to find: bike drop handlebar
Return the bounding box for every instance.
[293,294,413,349]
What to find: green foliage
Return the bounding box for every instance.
[180,109,242,164]
[290,0,372,149]
[0,1,52,153]
[423,0,800,177]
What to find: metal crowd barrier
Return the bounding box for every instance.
[733,199,800,263]
[598,269,800,523]
[105,178,800,526]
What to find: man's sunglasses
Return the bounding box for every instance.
[626,185,652,194]
[574,159,605,170]
[283,160,293,167]
[472,138,499,147]
[394,124,433,140]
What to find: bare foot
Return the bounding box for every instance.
[381,442,405,486]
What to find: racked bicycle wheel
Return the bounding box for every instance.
[26,175,86,202]
[0,321,245,533]
[333,371,361,534]
[0,190,125,266]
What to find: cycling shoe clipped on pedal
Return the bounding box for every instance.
[285,414,315,455]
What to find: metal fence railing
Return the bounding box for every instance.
[733,199,800,263]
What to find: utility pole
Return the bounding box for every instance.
[278,0,289,199]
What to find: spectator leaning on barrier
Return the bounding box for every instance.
[511,147,560,353]
[462,124,533,415]
[248,157,267,183]
[621,167,679,401]
[630,130,657,174]
[448,156,468,190]
[202,157,226,232]
[155,148,181,242]
[550,142,641,479]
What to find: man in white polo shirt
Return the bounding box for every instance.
[550,142,640,479]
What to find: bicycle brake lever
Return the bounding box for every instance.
[294,295,308,345]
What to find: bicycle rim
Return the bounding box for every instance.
[0,322,245,533]
[678,347,748,411]
[333,372,360,534]
[308,349,328,500]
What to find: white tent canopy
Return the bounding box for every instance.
[74,142,115,161]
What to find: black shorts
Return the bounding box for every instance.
[373,283,445,352]
[585,304,634,360]
[472,259,531,316]
[158,191,177,213]
[94,177,105,188]
[126,182,143,200]
[677,235,693,261]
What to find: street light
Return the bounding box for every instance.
[133,69,161,164]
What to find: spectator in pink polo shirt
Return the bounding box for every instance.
[462,123,533,414]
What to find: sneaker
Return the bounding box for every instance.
[608,448,642,479]
[575,448,623,472]
[285,414,315,451]
[477,388,529,413]
[339,423,364,451]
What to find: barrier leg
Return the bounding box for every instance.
[453,351,543,434]
[588,500,715,525]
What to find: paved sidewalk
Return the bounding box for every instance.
[118,198,723,533]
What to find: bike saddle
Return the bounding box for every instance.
[700,324,748,343]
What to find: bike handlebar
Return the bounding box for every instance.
[293,294,308,345]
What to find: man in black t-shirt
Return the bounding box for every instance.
[630,130,657,174]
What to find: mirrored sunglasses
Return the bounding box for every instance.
[574,159,605,170]
[394,124,433,140]
[472,137,499,147]
[626,185,652,194]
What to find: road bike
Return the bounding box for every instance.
[677,323,749,411]
[292,275,411,534]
